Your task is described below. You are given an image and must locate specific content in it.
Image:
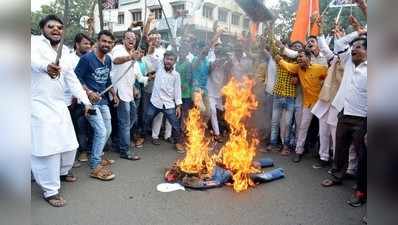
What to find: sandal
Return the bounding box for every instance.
[321,178,342,187]
[44,194,66,207]
[60,174,77,182]
[90,166,115,181]
[101,158,115,166]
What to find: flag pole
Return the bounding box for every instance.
[307,0,313,37]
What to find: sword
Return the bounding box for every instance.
[54,37,64,66]
[99,61,135,96]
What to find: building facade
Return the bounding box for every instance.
[100,0,266,41]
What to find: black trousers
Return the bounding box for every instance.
[331,113,367,185]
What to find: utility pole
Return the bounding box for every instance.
[63,0,70,26]
[98,0,104,30]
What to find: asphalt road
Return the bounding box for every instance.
[31,140,366,225]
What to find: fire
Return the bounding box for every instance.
[218,76,260,192]
[178,105,215,177]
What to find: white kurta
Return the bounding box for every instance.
[31,35,91,157]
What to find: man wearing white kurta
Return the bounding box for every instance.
[31,15,91,207]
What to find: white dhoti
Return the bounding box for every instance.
[31,150,76,198]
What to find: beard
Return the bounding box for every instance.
[164,63,173,72]
[43,33,61,46]
[99,46,111,54]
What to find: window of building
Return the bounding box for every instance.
[151,8,163,19]
[131,11,142,21]
[231,14,240,25]
[172,4,185,17]
[218,9,228,22]
[243,18,250,28]
[118,13,124,25]
[202,5,213,19]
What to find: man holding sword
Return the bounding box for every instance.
[31,15,92,207]
[74,30,119,181]
[110,30,155,160]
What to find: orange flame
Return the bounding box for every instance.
[178,106,215,177]
[219,76,260,192]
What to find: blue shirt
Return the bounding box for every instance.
[192,57,210,94]
[75,52,112,105]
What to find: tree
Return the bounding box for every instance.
[31,0,96,46]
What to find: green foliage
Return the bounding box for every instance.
[31,0,95,46]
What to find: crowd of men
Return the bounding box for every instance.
[31,0,367,213]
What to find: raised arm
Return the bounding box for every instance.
[275,56,299,74]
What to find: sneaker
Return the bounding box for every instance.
[292,153,302,163]
[347,191,366,207]
[152,138,161,145]
[78,152,88,162]
[135,138,145,148]
[312,160,330,169]
[90,165,115,181]
[327,167,338,175]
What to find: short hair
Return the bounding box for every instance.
[164,51,177,59]
[73,33,92,50]
[97,30,115,41]
[290,41,304,49]
[350,37,367,50]
[148,29,160,36]
[123,30,136,39]
[298,49,312,59]
[307,35,318,42]
[39,15,64,29]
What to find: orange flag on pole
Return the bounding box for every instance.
[290,0,320,44]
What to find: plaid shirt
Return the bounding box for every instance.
[266,32,297,97]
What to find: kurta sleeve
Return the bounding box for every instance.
[318,35,335,61]
[174,72,183,106]
[63,61,91,106]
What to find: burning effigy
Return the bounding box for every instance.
[164,77,285,192]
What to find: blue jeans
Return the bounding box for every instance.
[270,96,295,146]
[116,100,137,156]
[144,102,182,143]
[86,104,112,169]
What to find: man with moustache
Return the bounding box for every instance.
[110,31,154,160]
[31,15,92,207]
[74,30,119,181]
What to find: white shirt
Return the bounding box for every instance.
[153,46,166,61]
[31,35,91,156]
[332,32,367,117]
[207,62,227,98]
[148,55,182,109]
[110,45,148,102]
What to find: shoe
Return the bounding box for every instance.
[120,154,141,161]
[135,138,145,148]
[152,138,161,145]
[280,145,290,156]
[60,173,77,182]
[312,160,330,169]
[328,168,338,175]
[292,153,302,163]
[362,216,367,224]
[175,143,185,153]
[90,165,115,181]
[347,191,366,207]
[78,152,88,162]
[165,137,176,144]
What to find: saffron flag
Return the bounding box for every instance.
[290,0,320,44]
